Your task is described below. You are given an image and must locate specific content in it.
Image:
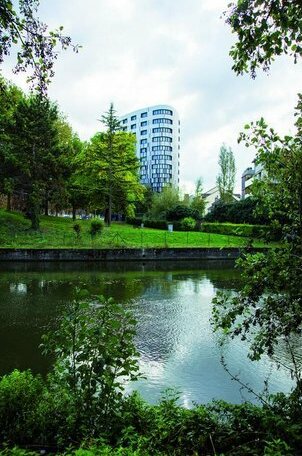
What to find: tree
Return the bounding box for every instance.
[213,1,302,392]
[216,144,236,203]
[149,186,180,220]
[0,0,78,94]
[0,77,24,210]
[225,0,302,78]
[190,177,206,219]
[77,104,143,225]
[9,95,62,229]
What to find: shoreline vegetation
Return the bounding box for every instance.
[0,210,278,250]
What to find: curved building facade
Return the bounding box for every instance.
[120,105,180,192]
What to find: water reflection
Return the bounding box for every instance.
[0,260,294,405]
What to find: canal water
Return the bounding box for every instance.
[0,261,293,406]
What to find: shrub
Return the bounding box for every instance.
[0,370,44,444]
[166,205,200,222]
[204,198,270,224]
[41,294,141,438]
[180,217,196,231]
[89,219,104,237]
[73,223,81,238]
[201,222,270,238]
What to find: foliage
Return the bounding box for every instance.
[166,204,200,222]
[0,0,78,94]
[180,217,196,231]
[225,0,302,77]
[73,223,81,238]
[216,144,236,203]
[0,370,44,444]
[149,186,179,220]
[190,177,206,219]
[77,104,143,226]
[201,221,271,239]
[204,197,272,226]
[239,108,302,237]
[0,375,301,454]
[213,3,302,402]
[89,219,104,237]
[41,294,141,438]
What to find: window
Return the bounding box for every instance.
[131,115,136,121]
[140,148,147,154]
[131,124,136,130]
[122,118,128,124]
[152,136,172,143]
[141,130,147,135]
[152,145,172,152]
[141,112,147,118]
[140,139,147,145]
[152,127,173,134]
[121,127,127,132]
[152,109,173,116]
[141,121,147,127]
[152,118,173,125]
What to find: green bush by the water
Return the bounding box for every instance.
[0,293,300,455]
[0,372,300,455]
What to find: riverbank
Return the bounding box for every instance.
[0,246,268,261]
[0,210,276,249]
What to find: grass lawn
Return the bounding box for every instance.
[0,209,276,249]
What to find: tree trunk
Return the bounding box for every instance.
[72,204,76,221]
[108,193,112,227]
[6,193,11,211]
[44,198,49,216]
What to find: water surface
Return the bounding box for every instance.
[0,261,293,406]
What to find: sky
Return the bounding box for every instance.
[2,0,302,194]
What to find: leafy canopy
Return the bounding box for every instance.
[0,0,78,94]
[225,0,302,77]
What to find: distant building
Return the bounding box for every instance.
[241,162,265,198]
[203,186,241,214]
[120,105,180,192]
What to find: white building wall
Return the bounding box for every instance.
[120,105,180,192]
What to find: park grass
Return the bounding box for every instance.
[0,209,277,249]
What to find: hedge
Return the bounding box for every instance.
[201,223,270,238]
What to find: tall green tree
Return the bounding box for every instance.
[10,95,62,229]
[216,144,236,203]
[78,104,143,225]
[0,77,24,210]
[190,177,206,218]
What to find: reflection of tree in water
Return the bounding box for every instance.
[130,269,241,364]
[0,263,240,375]
[272,335,302,382]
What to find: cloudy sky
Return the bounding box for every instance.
[3,0,301,193]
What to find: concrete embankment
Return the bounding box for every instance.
[0,247,265,262]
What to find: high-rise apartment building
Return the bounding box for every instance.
[120,105,180,192]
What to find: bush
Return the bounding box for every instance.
[73,223,81,238]
[204,198,270,224]
[201,222,270,238]
[166,205,200,222]
[0,370,44,444]
[89,219,104,237]
[180,217,196,231]
[41,294,141,438]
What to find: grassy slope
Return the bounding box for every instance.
[0,209,275,249]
